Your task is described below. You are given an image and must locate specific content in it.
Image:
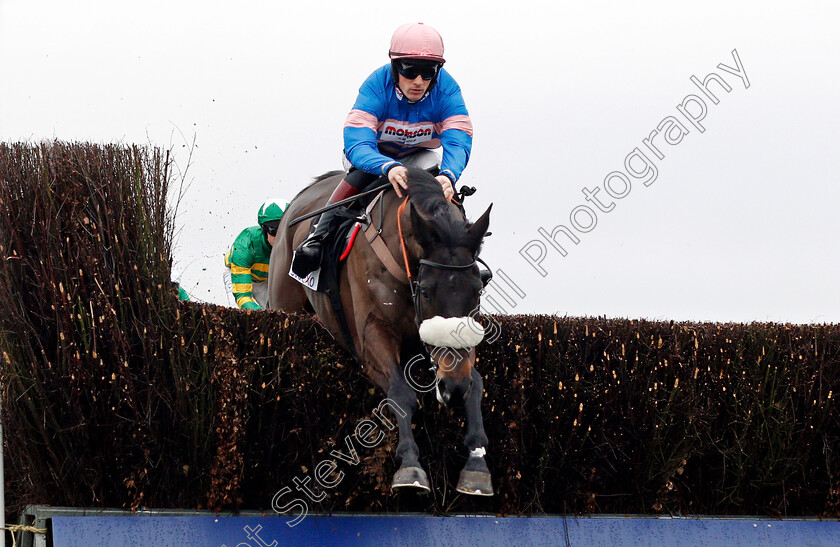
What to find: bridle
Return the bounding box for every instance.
[395,197,490,327]
[398,202,485,402]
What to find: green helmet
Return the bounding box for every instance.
[257,198,290,226]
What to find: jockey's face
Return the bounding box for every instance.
[267,233,276,246]
[397,72,431,102]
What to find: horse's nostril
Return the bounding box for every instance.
[436,379,449,404]
[437,377,472,406]
[462,379,474,401]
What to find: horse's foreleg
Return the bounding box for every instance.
[457,367,494,496]
[362,320,430,492]
[386,373,430,492]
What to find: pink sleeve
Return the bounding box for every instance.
[345,109,379,131]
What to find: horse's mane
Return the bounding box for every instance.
[407,168,483,255]
[313,170,344,184]
[290,170,344,204]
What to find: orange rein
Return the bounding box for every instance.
[397,197,413,283]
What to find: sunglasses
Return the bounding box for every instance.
[263,221,280,237]
[397,61,440,81]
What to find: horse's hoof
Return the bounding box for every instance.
[456,469,494,496]
[391,466,431,493]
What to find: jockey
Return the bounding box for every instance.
[291,22,473,277]
[226,198,289,309]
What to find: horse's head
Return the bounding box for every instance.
[405,172,492,406]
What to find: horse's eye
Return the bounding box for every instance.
[419,287,431,301]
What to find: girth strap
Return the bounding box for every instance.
[326,287,361,363]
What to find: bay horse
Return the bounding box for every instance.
[268,167,493,495]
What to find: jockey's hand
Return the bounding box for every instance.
[388,166,409,198]
[436,175,454,200]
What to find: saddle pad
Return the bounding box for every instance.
[288,212,366,292]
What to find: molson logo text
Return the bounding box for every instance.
[381,122,434,145]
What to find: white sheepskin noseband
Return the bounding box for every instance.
[418,316,485,348]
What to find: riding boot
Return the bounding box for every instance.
[291,179,361,277]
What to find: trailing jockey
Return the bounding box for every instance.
[226,199,290,309]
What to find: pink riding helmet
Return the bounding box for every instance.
[388,22,446,64]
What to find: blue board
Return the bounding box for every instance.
[50,515,840,547]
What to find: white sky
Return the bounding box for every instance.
[2,1,839,324]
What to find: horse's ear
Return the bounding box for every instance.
[410,202,436,248]
[467,203,492,246]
